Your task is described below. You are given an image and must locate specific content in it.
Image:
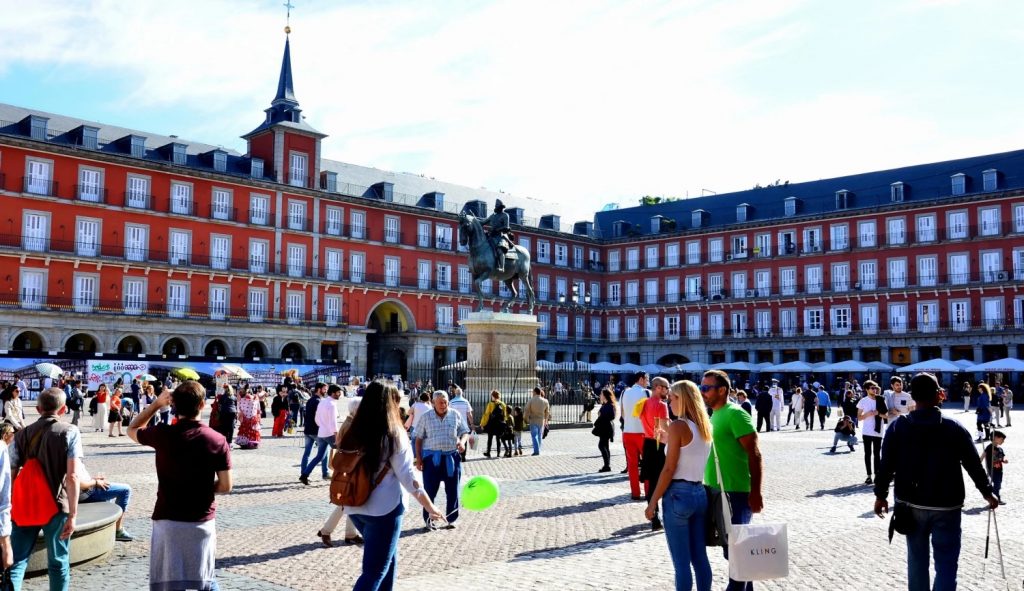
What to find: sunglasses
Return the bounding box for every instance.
[699,384,721,393]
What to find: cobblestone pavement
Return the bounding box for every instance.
[22,407,1022,590]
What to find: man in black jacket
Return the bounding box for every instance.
[754,388,773,433]
[874,372,998,590]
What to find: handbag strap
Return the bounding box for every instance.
[710,439,733,533]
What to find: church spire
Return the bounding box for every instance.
[273,35,298,108]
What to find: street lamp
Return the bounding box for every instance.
[558,284,591,365]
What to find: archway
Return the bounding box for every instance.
[281,342,305,361]
[11,331,45,352]
[162,337,188,357]
[117,335,145,355]
[65,333,97,354]
[204,339,229,357]
[657,353,690,366]
[243,341,267,359]
[365,300,415,378]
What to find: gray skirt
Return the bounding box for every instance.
[150,519,218,591]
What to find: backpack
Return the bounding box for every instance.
[11,420,60,527]
[329,447,389,507]
[489,402,506,425]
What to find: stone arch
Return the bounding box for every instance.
[364,299,417,333]
[161,337,189,356]
[204,339,231,357]
[242,340,267,359]
[63,332,101,353]
[281,342,306,361]
[657,353,690,366]
[116,335,146,355]
[11,330,47,352]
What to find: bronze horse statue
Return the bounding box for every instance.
[458,212,536,314]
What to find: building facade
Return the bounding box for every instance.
[0,37,1022,377]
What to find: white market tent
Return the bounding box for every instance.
[590,361,622,373]
[712,361,757,372]
[953,359,977,370]
[818,360,870,373]
[896,359,963,373]
[866,361,895,372]
[764,360,815,373]
[966,357,1024,373]
[674,361,707,373]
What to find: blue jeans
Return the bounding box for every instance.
[662,481,712,591]
[302,436,333,478]
[906,507,960,591]
[421,450,461,525]
[82,482,132,517]
[10,512,70,591]
[349,502,405,591]
[529,423,543,454]
[301,434,328,477]
[722,491,754,591]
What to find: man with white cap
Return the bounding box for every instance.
[768,379,784,431]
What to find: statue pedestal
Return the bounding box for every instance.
[460,312,540,408]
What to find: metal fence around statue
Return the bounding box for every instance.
[406,362,601,426]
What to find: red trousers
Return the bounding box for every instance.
[622,432,646,498]
[272,410,288,436]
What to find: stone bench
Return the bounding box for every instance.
[26,502,121,576]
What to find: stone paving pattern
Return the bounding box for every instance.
[22,406,1022,590]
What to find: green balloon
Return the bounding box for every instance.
[461,475,500,511]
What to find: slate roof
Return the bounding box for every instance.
[594,149,1024,239]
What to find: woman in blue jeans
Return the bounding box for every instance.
[646,380,713,591]
[340,380,446,591]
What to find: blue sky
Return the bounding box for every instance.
[1,0,1022,223]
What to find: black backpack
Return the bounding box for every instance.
[488,402,506,432]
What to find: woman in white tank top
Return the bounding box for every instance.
[645,380,713,591]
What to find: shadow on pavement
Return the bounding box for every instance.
[218,542,322,568]
[226,484,302,496]
[518,497,631,519]
[806,483,869,498]
[510,523,658,561]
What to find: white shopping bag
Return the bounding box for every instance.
[727,522,789,581]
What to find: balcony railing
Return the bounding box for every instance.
[210,204,237,222]
[74,185,107,203]
[23,176,58,197]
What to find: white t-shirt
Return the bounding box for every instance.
[620,385,649,434]
[857,397,884,438]
[891,392,914,416]
[769,386,784,409]
[410,401,432,431]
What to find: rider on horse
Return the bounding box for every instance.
[481,198,513,272]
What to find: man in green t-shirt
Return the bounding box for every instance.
[702,369,764,591]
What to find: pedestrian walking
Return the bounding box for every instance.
[8,388,82,590]
[271,385,289,437]
[217,383,238,445]
[340,380,446,591]
[801,386,817,431]
[874,372,998,591]
[815,384,831,430]
[235,387,263,450]
[640,377,670,531]
[981,431,1007,504]
[129,381,232,591]
[524,386,552,457]
[404,391,431,434]
[1003,383,1013,427]
[961,381,973,412]
[300,383,328,476]
[700,370,763,591]
[754,387,773,433]
[593,389,616,472]
[511,406,526,456]
[107,388,124,437]
[300,384,343,485]
[646,380,713,591]
[619,372,650,498]
[976,383,993,442]
[768,379,783,431]
[414,390,469,530]
[448,386,474,460]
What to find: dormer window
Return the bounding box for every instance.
[129,136,146,158]
[835,190,851,210]
[613,220,629,238]
[784,196,799,217]
[250,157,264,179]
[691,209,707,228]
[171,143,187,166]
[29,115,48,140]
[650,215,664,234]
[736,203,749,223]
[890,182,905,203]
[951,173,966,196]
[213,151,227,172]
[81,126,99,150]
[983,169,998,191]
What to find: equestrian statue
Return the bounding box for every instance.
[458,199,536,314]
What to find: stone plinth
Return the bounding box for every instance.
[27,502,121,577]
[460,312,540,407]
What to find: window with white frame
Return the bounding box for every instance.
[832,263,850,292]
[350,252,365,283]
[289,152,307,187]
[211,189,231,220]
[209,285,228,320]
[169,230,190,265]
[607,282,620,306]
[665,314,680,340]
[983,298,1003,329]
[979,207,1001,236]
[589,281,601,305]
[384,216,400,243]
[830,306,850,335]
[886,218,906,245]
[915,214,936,243]
[1015,249,1024,281]
[538,313,550,338]
[778,230,796,255]
[436,225,452,250]
[436,263,451,291]
[858,220,876,248]
[917,256,937,287]
[685,275,702,301]
[887,259,907,289]
[645,278,658,304]
[947,211,968,240]
[326,207,343,235]
[573,245,584,269]
[980,251,1002,283]
[555,243,568,266]
[802,227,821,253]
[385,257,400,287]
[689,241,704,264]
[830,224,849,251]
[804,308,823,336]
[983,169,998,191]
[249,194,269,225]
[860,304,878,335]
[731,271,748,297]
[626,248,639,270]
[417,220,431,247]
[754,233,771,257]
[210,234,230,270]
[708,313,724,339]
[350,211,366,239]
[76,217,100,257]
[415,260,432,290]
[23,211,48,252]
[436,305,454,333]
[555,277,567,301]
[20,269,45,309]
[665,243,679,266]
[784,197,797,216]
[591,317,602,339]
[645,316,659,340]
[708,274,723,299]
[755,310,771,337]
[608,250,620,272]
[780,267,796,296]
[324,295,342,326]
[537,240,550,263]
[537,275,550,301]
[1011,203,1024,233]
[123,277,144,316]
[780,309,797,337]
[288,200,306,231]
[665,277,679,303]
[950,300,970,332]
[645,245,659,269]
[625,281,638,306]
[287,244,305,277]
[755,270,770,296]
[858,261,876,290]
[125,224,147,262]
[888,302,908,334]
[286,292,304,324]
[78,167,103,202]
[126,175,150,208]
[325,249,343,281]
[686,314,701,339]
[951,173,966,195]
[949,254,969,285]
[730,235,748,258]
[918,301,938,333]
[805,265,822,294]
[556,315,569,339]
[166,281,188,318]
[890,182,905,202]
[607,317,619,342]
[459,306,472,333]
[1015,297,1024,329]
[248,288,267,322]
[171,182,192,215]
[626,317,639,341]
[25,159,52,195]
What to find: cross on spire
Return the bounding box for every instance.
[283,1,294,34]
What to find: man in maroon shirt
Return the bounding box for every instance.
[129,381,232,591]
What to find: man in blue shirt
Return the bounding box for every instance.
[414,391,469,530]
[815,385,831,430]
